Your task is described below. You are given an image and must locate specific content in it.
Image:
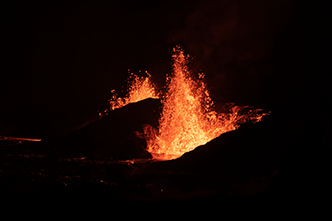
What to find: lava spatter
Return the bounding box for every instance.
[107,46,269,161]
[143,46,268,160]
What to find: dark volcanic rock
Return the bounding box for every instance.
[145,113,329,198]
[46,98,161,159]
[152,115,285,171]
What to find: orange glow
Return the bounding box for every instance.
[106,46,269,161]
[143,46,269,161]
[0,135,41,142]
[108,71,158,111]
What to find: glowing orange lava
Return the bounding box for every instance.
[108,71,159,111]
[107,46,269,161]
[143,46,269,161]
[0,135,41,142]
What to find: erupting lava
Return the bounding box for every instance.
[108,46,269,161]
[106,71,158,113]
[143,47,268,160]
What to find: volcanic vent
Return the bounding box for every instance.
[108,46,269,161]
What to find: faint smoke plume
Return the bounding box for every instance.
[169,0,293,107]
[176,0,288,62]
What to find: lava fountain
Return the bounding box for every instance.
[143,46,268,161]
[109,71,159,111]
[107,46,269,161]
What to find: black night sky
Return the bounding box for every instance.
[2,0,330,139]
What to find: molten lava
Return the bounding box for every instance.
[0,135,41,142]
[108,71,158,111]
[143,47,268,161]
[107,46,269,161]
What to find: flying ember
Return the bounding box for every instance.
[108,46,269,161]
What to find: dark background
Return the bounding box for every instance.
[1,0,330,139]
